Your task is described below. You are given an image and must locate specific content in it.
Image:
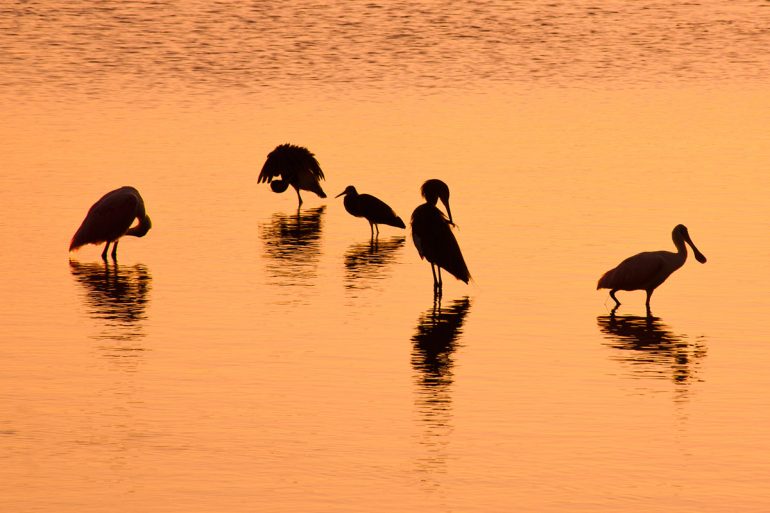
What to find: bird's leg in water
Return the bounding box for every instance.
[609,290,621,307]
[645,290,654,317]
[369,223,375,240]
[437,267,443,297]
[111,239,119,260]
[296,189,303,208]
[431,263,440,296]
[101,241,111,261]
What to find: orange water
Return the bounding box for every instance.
[1,2,769,512]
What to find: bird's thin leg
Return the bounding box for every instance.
[609,290,621,307]
[431,263,439,294]
[296,189,303,208]
[370,223,375,240]
[437,267,443,298]
[111,239,119,260]
[375,224,380,238]
[645,290,654,317]
[101,241,111,261]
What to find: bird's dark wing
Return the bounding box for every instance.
[411,204,470,282]
[70,188,140,249]
[358,194,405,228]
[598,252,665,291]
[258,144,325,184]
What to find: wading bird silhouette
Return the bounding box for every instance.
[597,224,707,315]
[257,144,326,207]
[411,180,470,297]
[69,186,152,261]
[335,185,405,238]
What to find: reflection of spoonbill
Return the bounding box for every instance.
[597,224,707,313]
[421,178,454,225]
[69,186,152,261]
[411,181,470,296]
[335,185,405,238]
[257,144,326,207]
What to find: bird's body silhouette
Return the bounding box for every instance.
[597,224,707,314]
[69,186,152,261]
[411,180,470,296]
[336,185,405,237]
[257,144,326,207]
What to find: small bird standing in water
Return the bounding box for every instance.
[597,224,707,314]
[411,180,470,296]
[257,144,327,208]
[335,185,405,238]
[69,186,152,261]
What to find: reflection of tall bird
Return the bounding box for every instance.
[597,314,707,384]
[412,297,472,387]
[69,260,152,341]
[344,236,405,289]
[69,186,152,261]
[257,144,327,207]
[259,206,325,286]
[335,185,405,238]
[597,224,707,314]
[411,180,470,296]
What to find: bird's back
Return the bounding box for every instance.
[356,194,405,228]
[258,144,326,197]
[597,251,670,291]
[70,187,142,250]
[411,203,470,283]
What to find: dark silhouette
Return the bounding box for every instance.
[257,144,326,207]
[597,313,707,385]
[259,206,325,286]
[597,224,707,315]
[421,179,454,225]
[69,260,152,341]
[411,180,470,297]
[344,236,405,289]
[335,185,405,239]
[69,186,152,261]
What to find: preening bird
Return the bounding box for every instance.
[257,144,326,207]
[597,224,707,314]
[411,180,470,296]
[421,178,454,225]
[69,186,152,261]
[335,185,405,238]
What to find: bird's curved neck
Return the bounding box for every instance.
[126,215,151,238]
[672,233,688,263]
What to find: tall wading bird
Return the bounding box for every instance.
[411,180,470,296]
[597,224,707,314]
[257,144,326,207]
[69,186,152,261]
[335,185,405,238]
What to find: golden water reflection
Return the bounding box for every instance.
[259,207,325,287]
[598,314,707,386]
[344,236,404,290]
[411,297,472,480]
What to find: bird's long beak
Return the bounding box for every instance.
[686,235,707,263]
[335,190,346,198]
[442,199,454,226]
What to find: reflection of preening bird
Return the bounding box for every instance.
[257,144,327,207]
[336,185,405,237]
[69,186,152,261]
[411,181,470,296]
[411,297,472,386]
[597,224,707,314]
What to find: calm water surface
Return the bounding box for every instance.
[1,1,770,512]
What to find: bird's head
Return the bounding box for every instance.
[674,224,707,264]
[335,185,357,198]
[421,179,453,225]
[270,179,290,193]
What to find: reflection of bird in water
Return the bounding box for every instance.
[411,297,472,478]
[597,314,707,385]
[69,186,152,261]
[257,144,327,208]
[344,236,405,289]
[69,260,152,342]
[411,180,470,297]
[335,185,405,239]
[597,224,707,315]
[412,297,472,389]
[259,206,325,286]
